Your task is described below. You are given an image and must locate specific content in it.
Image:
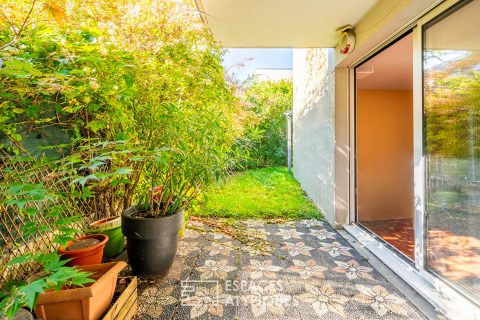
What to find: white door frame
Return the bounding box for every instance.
[345,0,480,318]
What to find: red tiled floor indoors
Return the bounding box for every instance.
[361,219,415,260]
[360,218,480,296]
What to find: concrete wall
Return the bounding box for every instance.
[293,48,336,226]
[356,90,414,221]
[293,0,442,228]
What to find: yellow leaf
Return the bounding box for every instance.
[43,0,67,26]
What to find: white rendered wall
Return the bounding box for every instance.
[292,48,336,226]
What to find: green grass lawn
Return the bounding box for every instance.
[196,167,322,220]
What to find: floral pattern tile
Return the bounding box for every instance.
[185,286,226,319]
[130,219,426,320]
[197,259,237,280]
[178,241,200,257]
[287,259,327,279]
[244,259,283,279]
[296,283,348,317]
[319,241,353,257]
[242,282,293,317]
[282,241,314,257]
[204,242,234,257]
[333,259,374,280]
[275,227,304,240]
[139,285,177,318]
[309,228,337,240]
[299,219,325,228]
[354,284,408,317]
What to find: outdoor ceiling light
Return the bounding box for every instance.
[336,25,356,55]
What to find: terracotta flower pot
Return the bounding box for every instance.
[35,261,127,320]
[86,217,125,258]
[58,234,108,266]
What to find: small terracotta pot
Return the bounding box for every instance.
[35,261,127,320]
[58,234,108,266]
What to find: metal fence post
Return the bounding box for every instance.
[284,111,292,173]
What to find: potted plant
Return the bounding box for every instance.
[118,96,237,277]
[122,187,185,278]
[0,156,117,319]
[1,240,124,320]
[35,261,127,320]
[86,216,125,258]
[58,234,109,266]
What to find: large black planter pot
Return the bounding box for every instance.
[122,206,184,278]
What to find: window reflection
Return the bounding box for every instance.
[424,0,480,301]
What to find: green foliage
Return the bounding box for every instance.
[425,60,480,158]
[0,156,97,319]
[0,0,245,217]
[0,253,93,319]
[0,27,136,155]
[197,167,321,220]
[424,53,480,223]
[0,1,249,317]
[237,80,293,168]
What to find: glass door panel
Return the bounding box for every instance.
[424,0,480,301]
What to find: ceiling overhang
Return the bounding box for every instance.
[194,0,379,48]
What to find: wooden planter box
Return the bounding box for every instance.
[102,276,137,320]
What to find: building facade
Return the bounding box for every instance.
[196,0,480,318]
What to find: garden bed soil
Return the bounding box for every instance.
[130,209,171,219]
[67,238,100,251]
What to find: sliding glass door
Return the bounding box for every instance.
[423,0,480,301]
[355,33,415,261]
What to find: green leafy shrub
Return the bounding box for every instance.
[0,0,246,214]
[0,1,251,316]
[237,80,293,168]
[0,1,252,315]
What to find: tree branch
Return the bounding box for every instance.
[0,0,38,50]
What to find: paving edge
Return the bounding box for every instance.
[337,229,447,320]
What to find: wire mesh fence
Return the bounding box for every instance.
[0,155,106,285]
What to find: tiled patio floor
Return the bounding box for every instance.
[127,218,426,319]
